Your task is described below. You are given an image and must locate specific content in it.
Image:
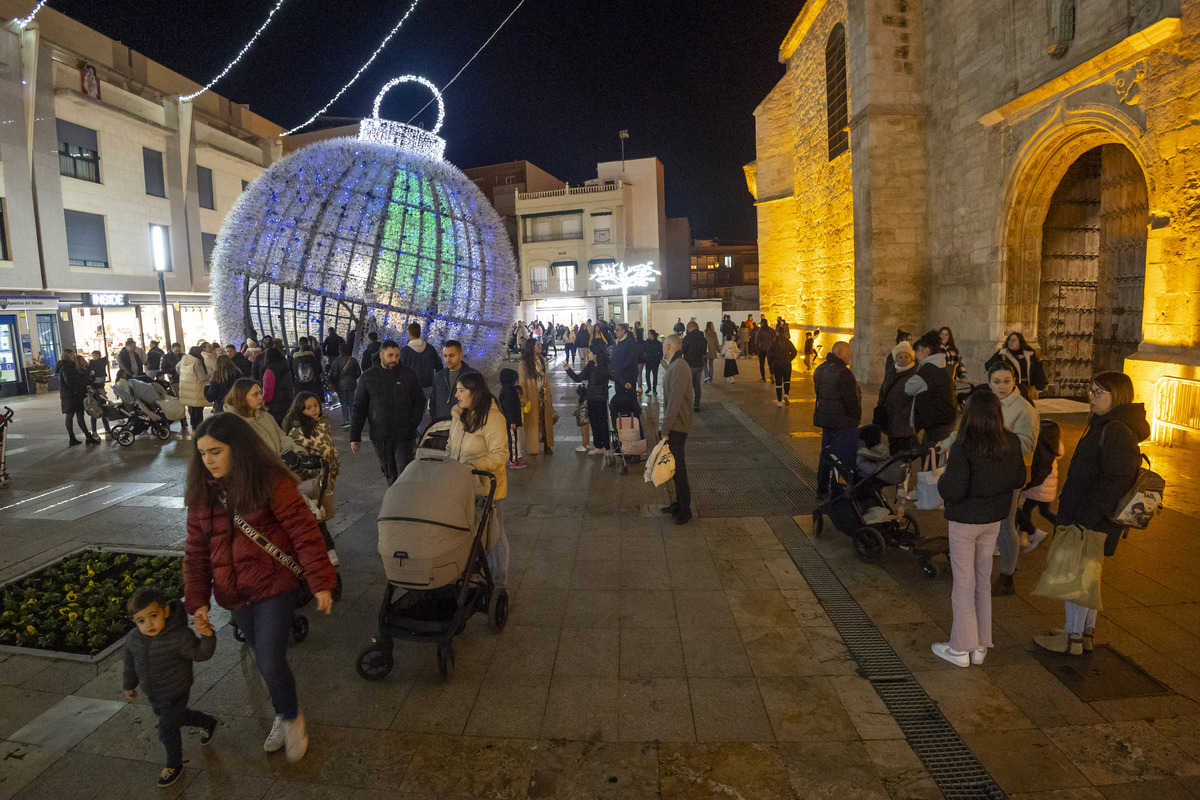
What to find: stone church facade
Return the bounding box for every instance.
[748,0,1199,431]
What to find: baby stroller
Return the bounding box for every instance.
[0,406,13,489]
[356,440,506,682]
[107,382,172,445]
[812,427,949,577]
[140,375,186,424]
[606,388,648,474]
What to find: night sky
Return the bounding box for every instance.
[45,0,801,242]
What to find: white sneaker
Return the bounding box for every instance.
[575,445,589,452]
[283,712,308,762]
[970,647,987,665]
[589,448,604,455]
[931,642,969,667]
[776,400,783,407]
[1022,529,1050,553]
[264,715,285,753]
[783,394,789,404]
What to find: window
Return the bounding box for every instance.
[57,119,100,182]
[522,212,585,243]
[197,166,215,209]
[1048,0,1076,57]
[202,232,218,274]
[149,224,171,272]
[0,198,9,260]
[64,210,109,268]
[825,24,849,160]
[143,147,166,197]
[530,265,549,293]
[504,175,516,185]
[553,261,576,292]
[561,216,581,238]
[724,256,733,268]
[592,212,613,244]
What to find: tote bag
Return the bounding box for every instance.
[915,448,945,511]
[643,438,675,486]
[1033,524,1106,609]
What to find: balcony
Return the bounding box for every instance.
[524,231,584,244]
[530,279,549,293]
[517,180,624,200]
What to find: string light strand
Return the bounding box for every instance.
[181,0,289,101]
[406,0,526,125]
[17,0,50,28]
[281,0,422,136]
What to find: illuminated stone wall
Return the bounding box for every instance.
[751,0,856,357]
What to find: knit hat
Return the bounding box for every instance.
[891,341,915,369]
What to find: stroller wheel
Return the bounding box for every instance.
[292,615,309,643]
[152,425,171,441]
[0,473,10,490]
[853,527,886,564]
[356,645,394,681]
[488,588,509,632]
[919,559,939,579]
[114,427,135,446]
[812,511,824,538]
[331,573,343,602]
[436,642,455,680]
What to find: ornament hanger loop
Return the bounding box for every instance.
[373,75,445,135]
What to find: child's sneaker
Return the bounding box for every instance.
[283,712,308,762]
[157,766,183,788]
[264,714,285,752]
[508,459,528,469]
[200,718,218,746]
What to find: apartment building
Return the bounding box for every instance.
[0,3,282,396]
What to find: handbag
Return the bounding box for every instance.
[643,438,675,486]
[1101,423,1165,530]
[915,448,945,511]
[223,495,314,603]
[1033,524,1106,609]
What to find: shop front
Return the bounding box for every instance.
[65,293,219,373]
[0,295,64,397]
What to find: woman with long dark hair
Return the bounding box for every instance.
[284,392,340,520]
[939,326,963,382]
[447,371,510,586]
[183,413,336,762]
[1033,371,1148,655]
[564,343,613,454]
[517,337,555,455]
[931,391,1026,667]
[261,346,294,425]
[985,331,1047,398]
[57,349,97,445]
[204,354,242,414]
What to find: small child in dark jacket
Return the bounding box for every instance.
[123,586,217,788]
[498,368,527,469]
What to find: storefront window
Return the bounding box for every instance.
[179,305,221,348]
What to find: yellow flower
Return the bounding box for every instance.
[68,612,78,620]
[59,607,68,616]
[2,610,12,617]
[65,592,78,601]
[25,625,35,634]
[86,566,95,576]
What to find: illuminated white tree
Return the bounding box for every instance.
[591,261,660,322]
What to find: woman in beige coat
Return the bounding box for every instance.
[177,346,211,429]
[447,372,509,586]
[517,338,555,455]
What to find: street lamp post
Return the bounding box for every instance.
[590,261,659,324]
[151,225,172,346]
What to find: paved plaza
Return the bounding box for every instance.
[1,362,1199,800]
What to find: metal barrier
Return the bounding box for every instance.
[1152,375,1200,445]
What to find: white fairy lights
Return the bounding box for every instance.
[181,0,289,102]
[591,261,660,321]
[281,0,422,136]
[359,76,446,160]
[16,0,50,28]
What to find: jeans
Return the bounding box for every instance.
[587,400,609,450]
[690,366,703,409]
[1064,601,1099,635]
[817,427,859,496]
[947,520,1001,652]
[704,358,714,381]
[668,430,690,518]
[644,361,659,393]
[188,406,204,428]
[231,592,299,720]
[152,694,215,769]
[996,490,1020,576]
[337,390,354,424]
[372,438,416,484]
[759,352,770,380]
[564,343,577,365]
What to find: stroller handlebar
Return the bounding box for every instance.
[470,469,499,504]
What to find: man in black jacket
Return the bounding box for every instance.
[361,332,382,371]
[118,339,145,376]
[145,341,165,379]
[611,323,638,391]
[350,340,426,484]
[429,340,477,426]
[681,321,707,412]
[321,327,345,361]
[813,341,862,499]
[225,344,252,377]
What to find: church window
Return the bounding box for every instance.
[825,24,849,160]
[1048,0,1075,58]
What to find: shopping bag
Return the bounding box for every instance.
[1032,524,1106,609]
[915,448,945,511]
[643,438,675,486]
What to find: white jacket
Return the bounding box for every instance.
[177,354,209,408]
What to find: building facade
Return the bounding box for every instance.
[687,240,760,310]
[463,160,563,257]
[514,157,672,328]
[0,3,282,395]
[750,0,1200,440]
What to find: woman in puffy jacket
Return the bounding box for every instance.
[183,413,335,763]
[178,346,210,429]
[225,378,306,461]
[447,371,509,587]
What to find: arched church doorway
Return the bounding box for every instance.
[1037,144,1147,398]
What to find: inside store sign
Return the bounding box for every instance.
[88,293,127,306]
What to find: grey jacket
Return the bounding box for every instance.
[430,361,479,424]
[122,599,215,701]
[662,353,694,434]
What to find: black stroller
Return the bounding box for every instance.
[605,387,648,474]
[356,441,507,682]
[812,427,949,577]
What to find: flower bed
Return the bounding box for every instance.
[0,549,183,658]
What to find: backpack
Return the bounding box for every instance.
[296,358,316,384]
[1102,423,1165,529]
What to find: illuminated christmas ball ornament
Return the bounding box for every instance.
[210,76,517,375]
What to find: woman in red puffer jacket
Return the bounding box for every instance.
[183,413,335,764]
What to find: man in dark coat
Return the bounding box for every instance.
[321,327,345,361]
[361,332,382,371]
[755,322,776,382]
[225,344,252,377]
[610,323,638,391]
[681,321,707,412]
[813,341,862,499]
[399,322,445,430]
[350,340,427,484]
[145,341,165,379]
[720,315,737,341]
[430,339,479,426]
[118,339,145,376]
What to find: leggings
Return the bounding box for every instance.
[188,405,204,428]
[65,411,88,440]
[587,400,609,450]
[774,370,791,401]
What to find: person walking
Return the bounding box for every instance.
[984,360,1039,596]
[517,338,556,456]
[399,322,445,422]
[721,334,740,383]
[430,340,478,426]
[767,329,797,406]
[703,322,719,383]
[572,322,591,368]
[1032,371,1149,655]
[350,340,426,484]
[803,332,816,371]
[183,413,336,764]
[328,342,361,427]
[740,316,753,359]
[321,327,345,362]
[497,368,527,469]
[642,330,663,396]
[178,346,210,430]
[447,372,510,587]
[57,350,97,445]
[203,355,242,414]
[660,334,694,525]
[260,346,294,426]
[813,341,861,499]
[291,338,323,399]
[906,330,958,445]
[564,343,612,455]
[755,320,776,382]
[985,331,1048,399]
[681,321,706,412]
[284,392,341,520]
[225,379,308,461]
[930,391,1026,667]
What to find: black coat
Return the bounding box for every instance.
[263,359,294,420]
[911,360,957,432]
[122,599,215,702]
[642,338,664,365]
[329,355,361,393]
[146,347,164,371]
[57,361,89,414]
[877,366,917,438]
[398,341,444,389]
[1057,402,1149,549]
[430,362,479,424]
[291,349,324,395]
[985,348,1048,391]
[681,330,707,368]
[362,341,382,370]
[321,332,345,360]
[118,348,144,376]
[812,353,861,431]
[938,432,1027,524]
[350,363,426,443]
[231,352,252,376]
[565,360,611,402]
[611,336,638,388]
[161,351,182,380]
[88,357,109,386]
